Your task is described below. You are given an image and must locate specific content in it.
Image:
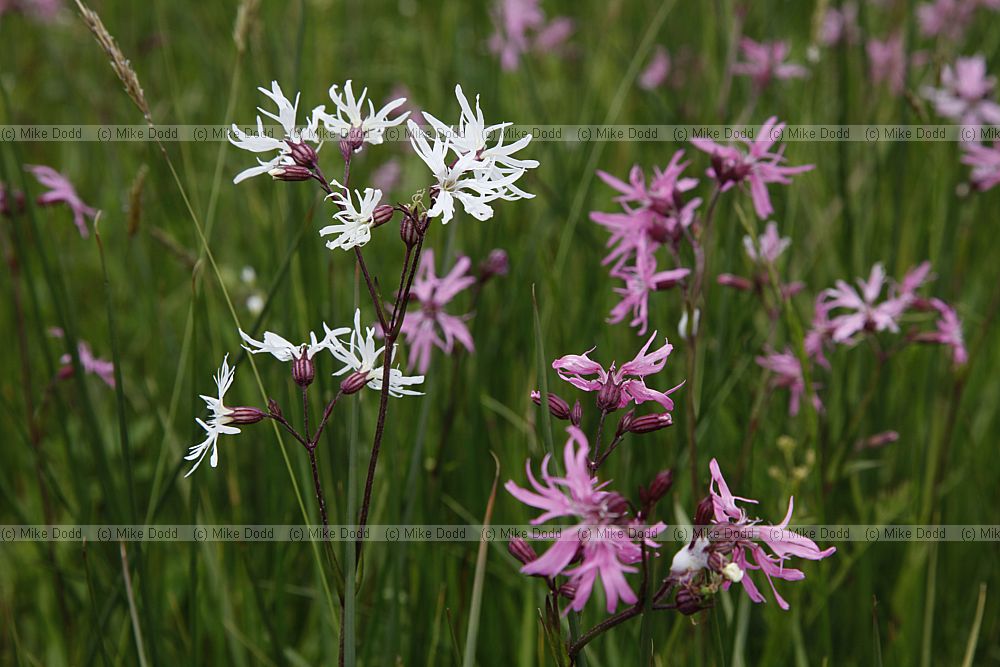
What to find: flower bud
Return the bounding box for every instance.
[530,390,570,420]
[286,140,318,168]
[372,204,395,227]
[228,406,266,425]
[267,398,282,418]
[628,412,673,434]
[639,469,673,507]
[603,492,629,520]
[716,273,754,291]
[340,370,370,395]
[508,538,537,566]
[478,249,509,281]
[570,400,583,426]
[675,587,702,615]
[596,379,622,413]
[339,126,365,160]
[707,550,725,573]
[269,165,314,182]
[292,350,315,387]
[694,495,715,529]
[559,583,577,601]
[615,409,635,437]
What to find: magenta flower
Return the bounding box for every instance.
[866,33,907,95]
[638,46,671,90]
[591,151,701,268]
[704,459,835,610]
[607,243,690,335]
[399,249,476,374]
[922,56,1000,132]
[50,329,115,388]
[552,333,682,412]
[732,38,807,91]
[691,117,813,219]
[820,2,859,46]
[505,427,664,613]
[804,296,835,368]
[743,221,790,264]
[961,140,1000,190]
[488,0,573,71]
[27,165,97,238]
[915,298,968,365]
[818,263,913,343]
[755,347,821,416]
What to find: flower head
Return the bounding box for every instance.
[184,355,241,476]
[238,326,344,362]
[316,80,409,150]
[607,243,690,335]
[921,56,1000,133]
[914,298,968,365]
[399,249,476,374]
[505,427,664,612]
[866,34,907,95]
[319,182,384,251]
[488,0,573,70]
[552,333,682,412]
[228,81,322,184]
[756,346,821,416]
[691,117,813,219]
[961,140,1000,191]
[732,38,807,91]
[327,310,424,397]
[744,221,791,264]
[27,165,97,237]
[818,263,919,343]
[638,46,671,90]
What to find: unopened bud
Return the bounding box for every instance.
[372,204,395,227]
[57,364,74,381]
[639,469,673,507]
[615,409,635,437]
[603,492,629,520]
[694,496,714,529]
[269,165,314,182]
[286,140,318,168]
[559,583,577,601]
[478,249,509,281]
[707,550,725,573]
[267,398,282,418]
[570,400,583,427]
[716,273,754,291]
[530,390,571,420]
[292,350,315,387]
[340,370,370,395]
[628,412,673,434]
[675,587,702,615]
[228,406,266,425]
[596,379,623,412]
[508,538,537,566]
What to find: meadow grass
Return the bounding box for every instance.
[1,0,999,665]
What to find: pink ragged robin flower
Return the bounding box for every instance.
[551,333,683,412]
[488,0,573,71]
[690,117,813,219]
[921,55,1000,133]
[398,249,476,374]
[607,240,690,336]
[961,141,1000,191]
[755,346,822,416]
[505,426,664,613]
[866,33,907,95]
[638,46,671,90]
[732,38,807,91]
[914,298,968,366]
[27,165,98,237]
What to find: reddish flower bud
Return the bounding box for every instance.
[603,492,630,521]
[615,409,635,437]
[530,390,571,420]
[286,140,318,168]
[228,406,266,425]
[267,398,282,418]
[716,273,754,291]
[628,412,673,434]
[340,370,370,395]
[570,400,583,427]
[478,249,509,281]
[339,126,365,160]
[694,495,715,529]
[292,350,315,387]
[675,587,703,615]
[57,364,74,381]
[707,550,725,573]
[639,469,673,507]
[559,583,577,600]
[508,538,537,566]
[399,211,422,247]
[372,204,395,227]
[269,165,314,182]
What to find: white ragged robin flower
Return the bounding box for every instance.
[316,80,409,153]
[184,355,265,477]
[327,309,424,397]
[422,84,538,200]
[319,182,386,251]
[238,326,346,361]
[228,80,323,184]
[408,119,526,224]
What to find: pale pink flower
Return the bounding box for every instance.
[638,46,671,90]
[371,158,402,193]
[732,38,807,91]
[914,298,968,365]
[818,263,918,343]
[27,165,97,237]
[703,459,835,610]
[755,347,821,416]
[552,333,682,412]
[50,327,115,388]
[607,242,690,335]
[691,117,814,219]
[399,249,476,374]
[820,2,859,46]
[921,56,1000,132]
[505,427,664,613]
[804,296,835,368]
[533,16,574,51]
[867,34,907,94]
[0,0,61,20]
[743,221,791,264]
[917,0,976,40]
[961,140,1000,190]
[488,0,573,71]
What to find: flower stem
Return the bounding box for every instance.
[589,410,608,471]
[308,446,329,530]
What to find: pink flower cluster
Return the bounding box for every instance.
[27,165,98,238]
[732,38,807,92]
[488,0,573,71]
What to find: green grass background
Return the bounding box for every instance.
[1,0,998,664]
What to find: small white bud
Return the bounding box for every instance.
[722,562,744,583]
